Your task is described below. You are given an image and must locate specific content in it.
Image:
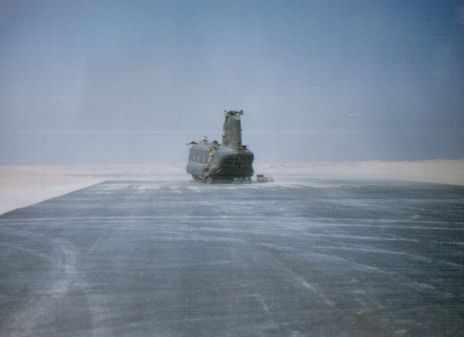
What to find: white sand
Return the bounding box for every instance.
[0,167,102,215]
[255,160,464,186]
[1,161,463,215]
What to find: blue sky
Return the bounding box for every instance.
[1,0,463,164]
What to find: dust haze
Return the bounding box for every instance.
[1,1,463,165]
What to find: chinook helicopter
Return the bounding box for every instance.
[186,110,255,183]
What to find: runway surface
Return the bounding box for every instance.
[1,176,463,337]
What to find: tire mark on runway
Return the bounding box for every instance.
[254,241,337,309]
[51,238,112,337]
[294,275,335,307]
[2,231,112,337]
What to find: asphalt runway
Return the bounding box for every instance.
[0,177,463,337]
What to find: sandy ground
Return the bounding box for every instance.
[0,167,102,216]
[1,160,463,215]
[255,160,464,185]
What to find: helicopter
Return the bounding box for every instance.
[186,110,255,183]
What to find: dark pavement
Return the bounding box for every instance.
[1,177,463,337]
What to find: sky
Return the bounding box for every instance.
[1,0,463,164]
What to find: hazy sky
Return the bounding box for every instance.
[1,0,463,164]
